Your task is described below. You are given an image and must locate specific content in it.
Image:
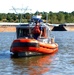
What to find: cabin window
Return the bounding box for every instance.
[17,28,29,38]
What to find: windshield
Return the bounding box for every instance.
[16,28,29,38]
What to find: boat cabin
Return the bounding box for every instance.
[16,17,50,43]
[16,23,49,39]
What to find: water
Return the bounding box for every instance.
[0,32,74,75]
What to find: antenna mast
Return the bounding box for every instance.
[10,6,31,23]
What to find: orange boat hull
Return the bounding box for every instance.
[10,38,58,55]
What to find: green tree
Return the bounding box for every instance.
[12,13,17,21]
[6,13,12,22]
[57,11,65,23]
[0,14,2,21]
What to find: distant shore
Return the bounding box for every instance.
[0,23,74,32]
[0,22,26,32]
[0,26,16,32]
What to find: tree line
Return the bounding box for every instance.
[0,11,74,24]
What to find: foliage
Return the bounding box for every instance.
[0,11,74,23]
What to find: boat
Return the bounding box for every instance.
[10,15,58,56]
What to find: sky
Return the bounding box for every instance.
[0,0,74,13]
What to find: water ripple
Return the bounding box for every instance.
[0,32,74,75]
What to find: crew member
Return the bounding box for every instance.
[32,21,42,39]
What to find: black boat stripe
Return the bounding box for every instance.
[11,42,39,47]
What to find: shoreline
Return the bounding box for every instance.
[0,24,74,32]
[0,26,16,32]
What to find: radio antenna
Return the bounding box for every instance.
[10,6,31,23]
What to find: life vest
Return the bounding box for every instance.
[32,25,40,34]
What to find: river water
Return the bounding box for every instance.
[0,31,74,75]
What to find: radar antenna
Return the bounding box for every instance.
[10,6,32,23]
